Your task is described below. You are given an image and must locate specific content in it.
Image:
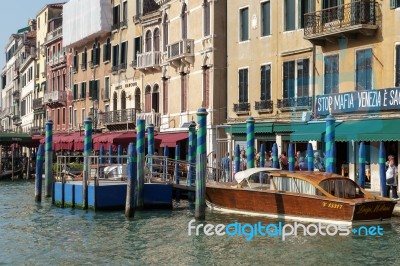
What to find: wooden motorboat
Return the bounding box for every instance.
[0,168,23,180]
[206,168,396,224]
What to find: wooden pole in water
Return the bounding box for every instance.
[136,119,145,209]
[147,123,154,177]
[307,143,314,171]
[163,146,169,180]
[82,117,93,210]
[35,144,44,202]
[272,143,279,169]
[175,145,180,201]
[99,145,105,165]
[358,141,366,188]
[108,145,113,164]
[45,120,53,197]
[125,142,136,218]
[11,145,14,181]
[379,142,387,197]
[288,143,295,172]
[195,108,208,220]
[117,145,122,164]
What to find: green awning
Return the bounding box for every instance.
[228,122,273,134]
[273,122,307,133]
[335,119,400,142]
[233,133,276,141]
[288,122,329,142]
[0,132,32,144]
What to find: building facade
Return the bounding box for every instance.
[227,0,400,192]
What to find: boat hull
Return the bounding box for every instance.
[205,185,395,223]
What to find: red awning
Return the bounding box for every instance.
[113,131,137,148]
[32,135,44,147]
[93,132,125,151]
[156,132,188,147]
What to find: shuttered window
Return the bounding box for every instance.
[261,1,270,36]
[163,78,168,114]
[203,0,210,36]
[297,59,309,97]
[285,0,296,31]
[356,48,372,90]
[283,61,295,98]
[240,7,249,41]
[260,65,271,101]
[181,73,187,112]
[145,86,151,113]
[324,54,339,94]
[203,67,210,108]
[239,69,248,103]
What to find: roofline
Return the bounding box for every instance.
[35,2,65,17]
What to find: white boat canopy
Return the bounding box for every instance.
[234,167,279,184]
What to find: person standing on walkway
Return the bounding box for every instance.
[386,157,398,199]
[221,152,231,182]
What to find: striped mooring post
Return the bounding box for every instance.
[82,117,93,210]
[136,119,145,209]
[108,146,113,164]
[45,120,53,198]
[125,143,137,218]
[288,143,295,172]
[325,114,335,174]
[99,145,105,165]
[147,123,154,177]
[307,143,314,171]
[379,142,387,197]
[235,144,240,175]
[195,108,208,220]
[188,121,196,186]
[332,142,336,173]
[175,145,181,201]
[35,144,45,202]
[272,143,279,169]
[260,144,265,168]
[163,146,169,180]
[358,142,366,188]
[246,117,255,169]
[117,145,122,164]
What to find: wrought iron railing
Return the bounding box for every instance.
[33,98,44,110]
[118,63,127,71]
[166,39,194,60]
[103,108,140,124]
[233,102,250,113]
[255,100,273,112]
[30,126,45,135]
[277,97,313,110]
[304,0,377,37]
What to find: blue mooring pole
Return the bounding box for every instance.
[272,143,279,169]
[125,143,136,218]
[307,143,314,171]
[379,142,387,197]
[45,120,53,197]
[108,146,113,164]
[246,117,255,169]
[235,144,240,176]
[288,143,295,172]
[175,145,181,201]
[82,117,93,210]
[195,108,208,220]
[99,145,105,165]
[147,123,154,177]
[358,142,366,188]
[136,119,145,209]
[118,145,122,164]
[163,146,169,180]
[35,144,45,202]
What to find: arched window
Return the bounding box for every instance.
[121,90,126,110]
[154,28,160,52]
[145,85,151,113]
[113,91,118,111]
[135,87,141,111]
[181,3,187,39]
[152,84,159,113]
[163,14,168,52]
[145,30,152,52]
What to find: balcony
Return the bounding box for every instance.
[12,90,20,101]
[137,112,161,128]
[255,100,273,113]
[136,51,161,70]
[166,39,194,66]
[103,108,140,131]
[45,26,63,43]
[30,126,45,136]
[233,102,250,114]
[111,23,120,31]
[0,107,13,118]
[49,54,66,68]
[304,0,378,44]
[277,97,313,111]
[44,90,67,107]
[33,97,44,110]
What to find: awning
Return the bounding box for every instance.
[113,131,137,148]
[228,122,273,134]
[285,122,329,142]
[335,119,400,142]
[273,122,307,133]
[233,133,276,141]
[0,132,32,145]
[156,132,188,147]
[93,132,124,151]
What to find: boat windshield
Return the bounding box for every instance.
[272,176,318,196]
[318,178,363,199]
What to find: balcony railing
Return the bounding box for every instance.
[255,100,273,112]
[136,112,161,128]
[233,102,250,113]
[45,26,63,43]
[30,126,45,135]
[166,39,194,63]
[111,23,120,31]
[44,90,67,105]
[49,54,66,67]
[0,107,13,118]
[304,0,378,42]
[118,63,127,71]
[33,97,44,110]
[277,97,313,110]
[136,51,161,70]
[103,108,140,125]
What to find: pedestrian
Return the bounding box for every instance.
[240,150,247,171]
[221,152,231,182]
[279,151,288,170]
[386,157,398,199]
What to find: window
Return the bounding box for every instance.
[105,77,110,99]
[391,0,400,9]
[121,90,126,110]
[82,47,87,70]
[112,45,119,67]
[123,1,128,22]
[154,28,160,52]
[182,4,188,39]
[299,0,315,28]
[80,82,86,98]
[152,84,159,113]
[136,0,141,17]
[113,92,118,111]
[285,0,296,31]
[395,45,400,87]
[239,69,248,103]
[62,108,66,125]
[324,54,339,94]
[239,7,249,41]
[203,0,210,36]
[73,109,77,127]
[163,15,169,52]
[91,42,100,66]
[69,106,72,126]
[283,59,309,98]
[203,66,210,108]
[89,80,99,100]
[82,109,85,124]
[103,38,111,62]
[113,5,120,28]
[145,31,152,52]
[145,85,151,113]
[283,61,295,99]
[163,78,168,114]
[73,84,78,100]
[74,51,79,71]
[181,73,187,112]
[356,48,372,90]
[133,36,142,66]
[120,41,128,66]
[135,88,141,110]
[260,65,271,101]
[297,59,309,97]
[323,0,339,9]
[261,1,270,36]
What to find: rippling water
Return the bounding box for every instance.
[1,181,400,265]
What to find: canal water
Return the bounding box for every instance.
[1,181,400,265]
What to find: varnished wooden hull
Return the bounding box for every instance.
[206,184,395,222]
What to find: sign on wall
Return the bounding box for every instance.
[316,88,400,115]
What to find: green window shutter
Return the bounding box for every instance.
[391,0,396,9]
[89,80,93,98]
[103,44,107,61]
